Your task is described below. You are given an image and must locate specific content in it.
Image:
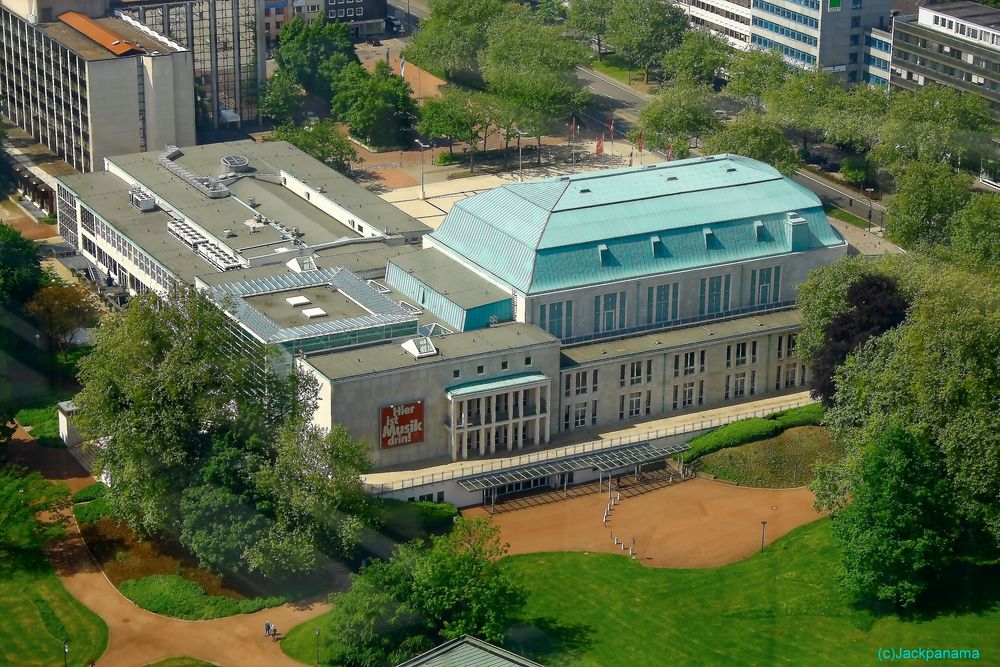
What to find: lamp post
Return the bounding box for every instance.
[760,520,768,553]
[315,628,320,666]
[414,139,429,200]
[63,639,68,667]
[514,129,528,181]
[864,188,875,232]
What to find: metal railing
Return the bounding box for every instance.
[365,396,813,494]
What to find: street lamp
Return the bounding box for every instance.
[63,639,68,667]
[315,628,320,666]
[514,129,529,182]
[414,139,429,200]
[864,188,875,231]
[760,520,768,553]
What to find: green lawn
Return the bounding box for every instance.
[501,520,998,666]
[699,425,843,487]
[588,54,650,89]
[118,575,286,621]
[281,614,327,664]
[824,203,871,229]
[2,472,108,666]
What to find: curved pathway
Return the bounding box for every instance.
[465,477,821,568]
[9,428,328,667]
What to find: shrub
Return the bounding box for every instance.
[72,482,107,504]
[767,403,825,430]
[73,495,114,525]
[378,499,459,537]
[685,418,783,461]
[119,574,286,620]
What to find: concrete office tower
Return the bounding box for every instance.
[891,1,1000,118]
[116,0,265,130]
[0,0,196,172]
[672,0,892,82]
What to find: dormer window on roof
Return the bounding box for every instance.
[703,228,715,248]
[401,336,438,358]
[754,220,765,241]
[650,235,668,258]
[598,243,611,266]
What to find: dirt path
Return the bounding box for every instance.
[7,428,327,667]
[465,478,821,568]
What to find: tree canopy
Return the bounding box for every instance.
[274,16,355,95]
[403,0,514,80]
[273,120,359,175]
[885,161,972,248]
[725,48,789,111]
[637,76,719,156]
[764,68,844,150]
[703,111,800,175]
[949,193,1000,271]
[0,225,43,307]
[258,68,303,126]
[24,283,100,358]
[75,288,372,577]
[607,0,688,83]
[569,0,613,60]
[322,517,525,666]
[340,61,418,147]
[661,29,732,85]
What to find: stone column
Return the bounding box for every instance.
[544,383,551,444]
[449,399,458,461]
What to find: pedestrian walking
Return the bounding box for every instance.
[264,620,271,637]
[271,626,279,642]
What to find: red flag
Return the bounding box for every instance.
[596,136,604,155]
[638,131,644,153]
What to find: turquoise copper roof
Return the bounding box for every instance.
[429,154,845,294]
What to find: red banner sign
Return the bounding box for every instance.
[380,401,425,449]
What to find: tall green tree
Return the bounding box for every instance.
[403,0,514,80]
[725,47,789,111]
[885,161,972,247]
[661,29,732,85]
[569,0,613,61]
[764,68,844,150]
[275,16,356,95]
[703,111,800,174]
[323,517,525,666]
[342,61,419,147]
[607,0,688,83]
[832,426,959,608]
[949,193,1000,270]
[533,0,565,24]
[273,120,359,175]
[24,283,100,358]
[819,83,891,154]
[870,84,993,167]
[637,76,719,156]
[259,68,303,126]
[0,225,43,307]
[481,11,589,163]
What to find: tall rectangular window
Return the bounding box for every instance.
[575,371,588,395]
[646,283,679,324]
[645,390,652,415]
[699,350,706,373]
[777,335,784,360]
[646,359,653,383]
[776,365,783,390]
[592,399,599,424]
[684,351,696,376]
[548,302,564,338]
[592,369,599,393]
[596,291,627,333]
[574,403,587,428]
[751,340,758,364]
[619,394,626,420]
[682,382,695,407]
[673,354,680,378]
[750,370,757,395]
[565,301,573,337]
[701,275,731,315]
[734,372,747,398]
[673,385,679,410]
[735,342,748,366]
[619,364,626,388]
[788,334,798,357]
[698,380,705,405]
[564,375,571,397]
[628,392,642,417]
[630,361,642,385]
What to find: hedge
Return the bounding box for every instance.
[119,575,286,620]
[72,482,107,504]
[683,403,825,461]
[378,499,459,536]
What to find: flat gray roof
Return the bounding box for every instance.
[389,248,510,309]
[562,309,802,366]
[305,323,558,382]
[928,2,1000,28]
[245,285,370,327]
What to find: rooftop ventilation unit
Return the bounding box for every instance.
[221,154,251,172]
[128,189,156,212]
[401,336,438,359]
[158,147,230,199]
[224,228,236,238]
[197,242,244,271]
[167,219,208,248]
[302,307,327,319]
[286,295,311,307]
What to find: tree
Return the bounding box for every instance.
[421,88,491,172]
[949,193,1000,270]
[637,76,719,156]
[180,484,269,575]
[819,83,891,154]
[832,426,959,608]
[403,0,514,80]
[569,0,613,61]
[839,155,875,187]
[24,283,100,358]
[607,0,688,83]
[764,68,844,150]
[341,62,418,147]
[703,111,800,174]
[275,16,356,95]
[809,274,909,405]
[661,29,732,85]
[870,83,993,167]
[258,68,303,126]
[323,517,525,666]
[885,161,972,248]
[725,47,789,111]
[480,11,589,163]
[0,225,43,307]
[273,120,359,175]
[533,0,565,24]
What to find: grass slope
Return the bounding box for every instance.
[502,520,998,666]
[699,426,843,488]
[281,614,327,663]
